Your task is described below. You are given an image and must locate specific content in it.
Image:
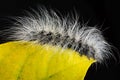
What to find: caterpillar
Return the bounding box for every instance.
[1,7,111,62]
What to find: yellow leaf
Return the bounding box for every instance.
[0,41,96,80]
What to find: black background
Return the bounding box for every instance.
[0,0,120,80]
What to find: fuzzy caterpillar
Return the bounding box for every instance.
[0,8,111,62]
